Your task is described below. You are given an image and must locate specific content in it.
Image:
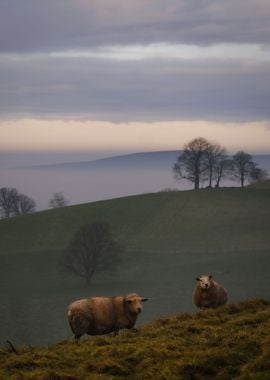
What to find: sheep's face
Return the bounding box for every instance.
[196,275,213,290]
[124,293,148,315]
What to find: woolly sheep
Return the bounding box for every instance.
[193,275,228,309]
[67,293,148,342]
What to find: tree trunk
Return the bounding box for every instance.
[194,163,200,190]
[85,264,96,285]
[208,167,213,187]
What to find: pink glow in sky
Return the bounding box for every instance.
[1,119,270,154]
[1,1,270,155]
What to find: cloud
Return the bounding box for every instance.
[49,43,270,61]
[1,0,270,53]
[0,53,269,122]
[1,1,269,126]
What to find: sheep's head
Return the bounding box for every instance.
[196,275,213,290]
[124,293,148,315]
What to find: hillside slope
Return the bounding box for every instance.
[0,299,269,380]
[0,187,269,346]
[24,150,181,171]
[248,179,270,189]
[0,187,270,254]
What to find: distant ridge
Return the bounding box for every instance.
[12,150,270,210]
[20,150,181,170]
[20,150,270,172]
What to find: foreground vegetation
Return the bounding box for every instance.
[0,299,269,379]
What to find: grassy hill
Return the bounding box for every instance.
[0,299,269,380]
[0,187,269,346]
[1,186,270,254]
[247,179,270,189]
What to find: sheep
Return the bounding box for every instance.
[193,275,228,309]
[67,293,148,342]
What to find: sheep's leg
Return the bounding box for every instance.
[75,335,81,344]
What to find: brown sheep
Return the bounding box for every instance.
[67,293,148,342]
[193,275,228,309]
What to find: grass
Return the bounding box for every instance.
[0,186,270,346]
[0,186,270,255]
[247,179,270,189]
[0,299,269,380]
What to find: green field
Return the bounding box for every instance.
[0,186,269,346]
[0,299,269,380]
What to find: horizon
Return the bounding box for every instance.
[1,149,270,212]
[1,120,270,156]
[1,1,270,210]
[1,147,270,169]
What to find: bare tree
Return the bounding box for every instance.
[0,187,35,218]
[249,166,268,184]
[213,154,233,188]
[173,137,210,190]
[231,151,258,187]
[49,192,69,208]
[205,143,228,188]
[60,222,122,284]
[16,194,36,215]
[0,187,19,218]
[173,139,268,189]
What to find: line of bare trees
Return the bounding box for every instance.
[0,188,71,219]
[173,137,268,190]
[0,187,36,218]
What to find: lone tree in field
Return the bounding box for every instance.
[60,222,122,284]
[231,151,266,187]
[173,137,211,189]
[49,192,69,208]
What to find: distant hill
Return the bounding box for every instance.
[23,150,181,171]
[0,187,269,346]
[13,150,184,209]
[7,150,270,210]
[24,150,270,173]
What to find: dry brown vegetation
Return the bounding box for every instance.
[0,299,269,379]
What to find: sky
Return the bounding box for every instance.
[1,0,270,159]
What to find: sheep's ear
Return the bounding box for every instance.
[141,298,148,302]
[209,275,213,279]
[196,277,200,281]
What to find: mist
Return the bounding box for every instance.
[1,150,270,211]
[0,150,183,210]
